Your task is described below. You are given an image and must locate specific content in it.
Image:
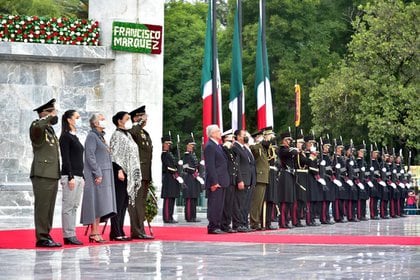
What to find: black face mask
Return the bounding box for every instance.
[243,136,249,144]
[262,140,270,148]
[50,115,58,125]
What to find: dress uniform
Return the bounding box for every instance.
[369,148,382,219]
[332,140,348,223]
[277,132,298,228]
[355,145,369,221]
[161,134,181,223]
[128,105,154,239]
[294,135,309,227]
[221,132,240,233]
[264,139,280,229]
[30,98,62,247]
[379,153,391,218]
[395,156,407,217]
[320,139,335,224]
[388,155,400,218]
[345,145,359,222]
[250,128,271,230]
[182,137,203,222]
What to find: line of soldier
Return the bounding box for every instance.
[160,126,413,231]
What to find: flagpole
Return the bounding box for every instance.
[211,0,218,125]
[261,0,267,128]
[237,0,243,130]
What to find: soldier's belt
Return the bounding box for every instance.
[340,167,347,172]
[296,169,308,173]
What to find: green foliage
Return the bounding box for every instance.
[0,0,88,18]
[310,0,419,153]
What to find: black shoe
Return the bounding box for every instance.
[221,228,237,233]
[63,237,83,245]
[265,225,278,230]
[36,239,62,248]
[192,219,201,222]
[360,217,368,221]
[294,223,305,227]
[111,236,132,241]
[208,229,226,234]
[132,233,154,240]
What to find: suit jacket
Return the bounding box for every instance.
[250,143,269,184]
[204,139,229,189]
[233,142,253,186]
[29,115,60,179]
[129,124,153,181]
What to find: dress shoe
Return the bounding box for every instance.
[111,236,132,241]
[265,225,278,230]
[237,226,251,232]
[293,223,305,227]
[36,239,62,248]
[63,237,83,245]
[221,228,237,233]
[251,225,264,231]
[132,233,154,240]
[360,217,368,221]
[208,229,226,234]
[165,220,178,224]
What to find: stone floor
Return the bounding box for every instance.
[0,187,419,279]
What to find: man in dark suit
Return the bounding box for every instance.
[30,98,62,247]
[204,124,229,234]
[232,129,254,232]
[128,105,154,239]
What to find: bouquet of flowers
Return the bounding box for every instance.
[145,182,158,236]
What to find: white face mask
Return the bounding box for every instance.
[124,120,133,130]
[98,120,107,129]
[75,118,82,128]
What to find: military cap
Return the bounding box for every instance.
[304,135,316,143]
[296,134,305,143]
[321,138,331,146]
[251,130,263,138]
[184,136,196,146]
[372,144,379,152]
[33,98,56,114]
[280,131,293,140]
[262,126,274,136]
[129,105,146,117]
[356,144,366,151]
[161,134,173,144]
[335,139,344,148]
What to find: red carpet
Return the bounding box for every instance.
[0,226,419,249]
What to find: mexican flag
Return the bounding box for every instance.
[229,0,245,132]
[201,0,223,142]
[254,0,273,131]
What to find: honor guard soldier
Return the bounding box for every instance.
[369,145,382,219]
[379,150,391,218]
[320,138,335,224]
[264,134,280,230]
[294,134,309,227]
[332,139,348,223]
[355,145,369,221]
[182,135,203,222]
[344,143,359,222]
[220,131,240,233]
[129,105,154,239]
[277,131,298,229]
[305,135,323,226]
[395,154,407,217]
[30,98,62,247]
[161,134,182,223]
[388,152,400,218]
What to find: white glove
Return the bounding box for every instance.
[196,176,204,185]
[390,183,397,189]
[320,160,326,166]
[392,169,397,174]
[200,160,205,166]
[335,163,341,169]
[398,182,405,188]
[178,160,183,166]
[333,179,342,187]
[361,167,365,172]
[400,169,405,174]
[346,179,354,187]
[382,167,386,172]
[176,177,184,184]
[370,166,374,172]
[349,161,354,166]
[357,182,365,190]
[367,181,374,188]
[379,181,387,187]
[317,178,326,186]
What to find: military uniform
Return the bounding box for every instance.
[355,147,369,221]
[332,141,348,222]
[264,143,280,229]
[182,142,203,222]
[320,139,335,224]
[128,105,154,238]
[161,135,181,223]
[379,156,390,218]
[344,146,359,222]
[30,99,61,247]
[369,150,382,219]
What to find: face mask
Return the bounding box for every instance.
[98,120,107,129]
[243,136,249,144]
[50,115,58,125]
[75,118,82,128]
[124,120,133,130]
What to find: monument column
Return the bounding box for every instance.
[89,0,164,188]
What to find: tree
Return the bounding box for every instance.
[310,0,419,154]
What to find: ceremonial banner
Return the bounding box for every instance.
[229,0,245,131]
[295,84,301,127]
[201,1,223,142]
[112,21,162,54]
[255,0,273,131]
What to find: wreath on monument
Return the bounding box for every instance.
[145,181,158,236]
[0,14,100,45]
